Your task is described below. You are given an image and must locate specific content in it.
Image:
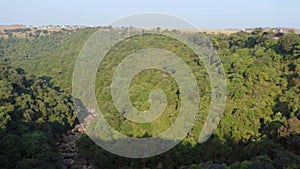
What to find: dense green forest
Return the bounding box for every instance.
[0,63,76,168]
[0,27,299,169]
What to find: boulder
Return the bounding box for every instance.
[62,153,77,159]
[63,159,74,168]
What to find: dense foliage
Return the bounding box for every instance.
[0,27,299,169]
[0,63,76,169]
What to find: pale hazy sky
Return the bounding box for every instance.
[1,0,299,29]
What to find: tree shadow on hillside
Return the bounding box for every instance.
[75,126,300,169]
[0,119,69,169]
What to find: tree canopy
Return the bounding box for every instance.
[0,27,299,169]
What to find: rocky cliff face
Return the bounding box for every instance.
[57,125,97,169]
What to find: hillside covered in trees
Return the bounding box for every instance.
[0,27,299,169]
[0,63,76,169]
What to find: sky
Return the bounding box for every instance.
[1,0,299,29]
